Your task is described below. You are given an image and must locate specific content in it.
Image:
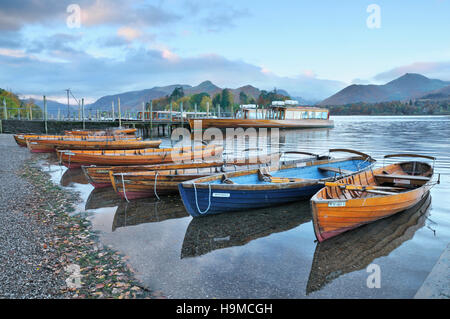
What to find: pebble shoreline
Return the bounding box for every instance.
[0,135,163,299]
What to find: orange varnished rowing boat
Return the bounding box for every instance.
[14,128,137,147]
[83,153,277,189]
[58,144,223,168]
[311,154,437,242]
[65,128,137,136]
[26,137,160,153]
[13,134,42,147]
[16,134,137,148]
[306,193,431,294]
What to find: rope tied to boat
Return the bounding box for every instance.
[193,182,212,215]
[120,173,129,203]
[154,171,160,200]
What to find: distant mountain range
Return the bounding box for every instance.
[419,84,450,100]
[22,73,448,116]
[21,98,77,117]
[85,81,303,112]
[318,73,450,106]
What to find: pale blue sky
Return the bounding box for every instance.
[0,0,449,102]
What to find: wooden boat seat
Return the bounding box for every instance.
[318,166,354,175]
[374,174,430,186]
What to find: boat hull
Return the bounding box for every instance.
[189,118,334,130]
[65,128,137,136]
[59,145,223,168]
[179,183,323,217]
[311,188,430,242]
[27,139,160,152]
[14,134,41,147]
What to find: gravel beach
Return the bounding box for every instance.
[0,134,65,298]
[0,134,155,299]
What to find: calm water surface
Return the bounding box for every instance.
[42,116,450,298]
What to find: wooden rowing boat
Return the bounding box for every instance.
[306,193,431,294]
[14,128,137,147]
[15,134,91,148]
[178,149,376,217]
[65,128,137,136]
[13,134,40,147]
[181,200,311,258]
[82,153,279,189]
[109,155,282,200]
[26,137,160,153]
[58,144,223,169]
[310,154,437,242]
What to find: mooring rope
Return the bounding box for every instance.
[193,182,212,215]
[120,173,129,203]
[154,171,160,200]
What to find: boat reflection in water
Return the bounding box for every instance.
[60,168,89,187]
[85,187,123,210]
[181,200,312,259]
[112,196,188,231]
[306,193,432,295]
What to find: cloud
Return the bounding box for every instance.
[117,26,141,41]
[0,0,178,31]
[26,33,82,55]
[373,61,450,82]
[302,70,316,78]
[0,48,27,58]
[0,47,345,101]
[81,0,179,27]
[0,0,68,30]
[182,0,251,32]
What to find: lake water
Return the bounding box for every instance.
[42,116,450,298]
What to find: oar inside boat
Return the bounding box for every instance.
[323,182,407,194]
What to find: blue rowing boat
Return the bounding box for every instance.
[178,149,375,217]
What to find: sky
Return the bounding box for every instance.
[0,0,449,103]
